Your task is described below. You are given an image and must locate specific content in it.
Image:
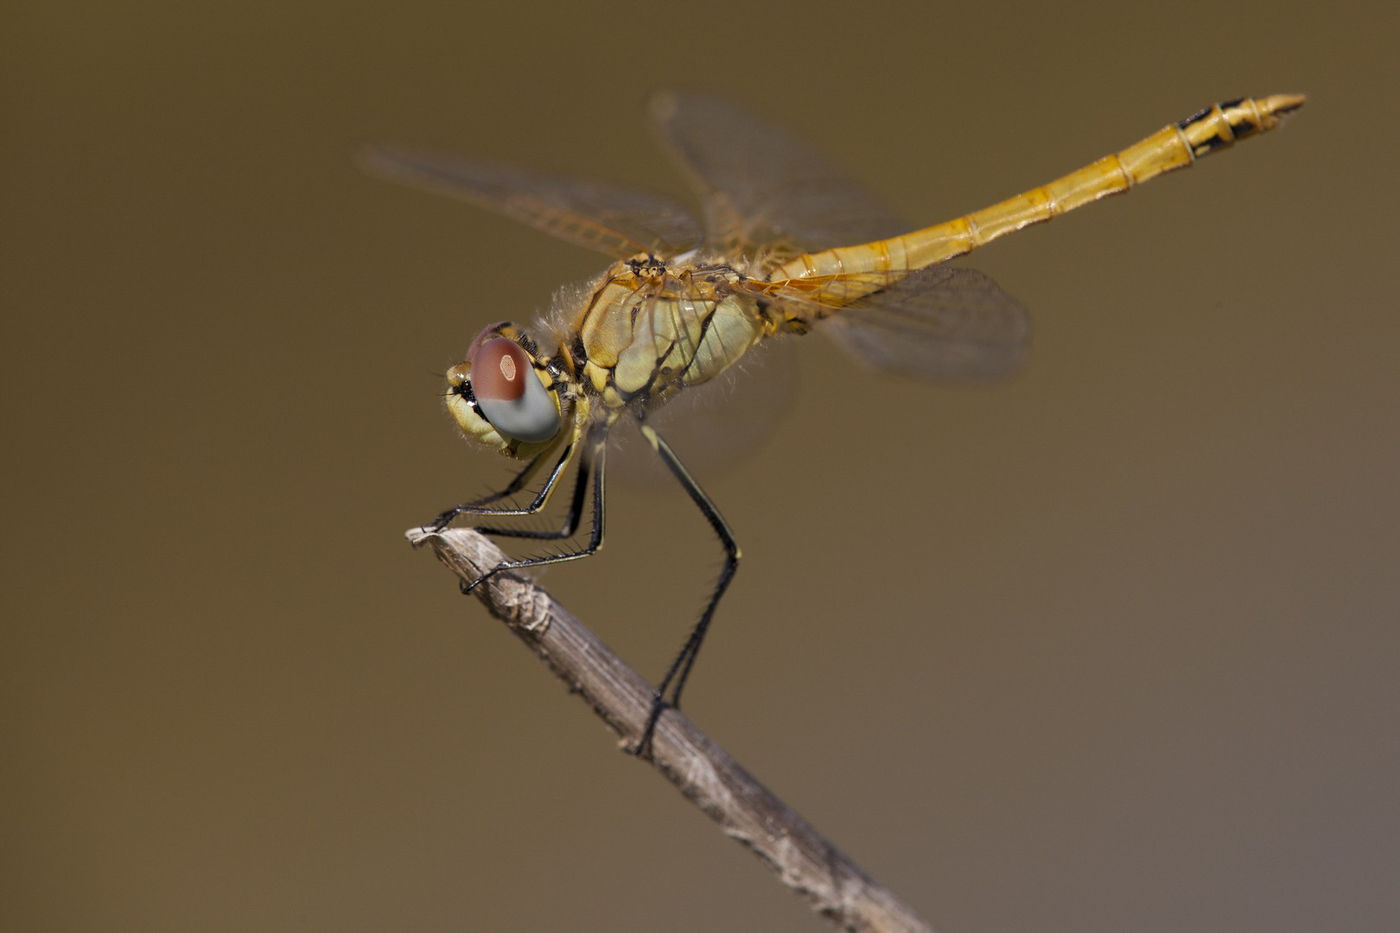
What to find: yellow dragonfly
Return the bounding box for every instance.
[364,89,1304,754]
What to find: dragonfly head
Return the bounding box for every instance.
[445,322,565,457]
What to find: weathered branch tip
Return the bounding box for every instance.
[406,526,932,933]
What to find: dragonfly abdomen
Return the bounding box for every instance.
[771,93,1305,307]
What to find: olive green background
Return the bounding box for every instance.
[5,1,1397,931]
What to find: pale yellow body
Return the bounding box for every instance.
[570,262,768,411]
[561,94,1304,417]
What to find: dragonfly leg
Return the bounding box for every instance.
[631,424,740,759]
[425,440,575,532]
[461,431,607,594]
[474,443,590,541]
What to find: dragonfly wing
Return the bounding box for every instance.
[611,338,800,485]
[648,90,907,255]
[785,266,1032,380]
[359,144,703,259]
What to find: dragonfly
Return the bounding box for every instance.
[364,89,1304,755]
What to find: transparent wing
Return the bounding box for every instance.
[762,266,1032,380]
[648,89,908,256]
[358,144,703,259]
[659,277,801,472]
[610,339,800,485]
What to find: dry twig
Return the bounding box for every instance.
[407,527,932,933]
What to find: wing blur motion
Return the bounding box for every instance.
[648,89,908,257]
[647,90,1029,379]
[358,144,703,258]
[803,266,1030,380]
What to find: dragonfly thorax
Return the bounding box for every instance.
[570,256,771,413]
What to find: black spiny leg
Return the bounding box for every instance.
[424,440,577,532]
[475,442,591,542]
[632,423,740,759]
[463,430,608,595]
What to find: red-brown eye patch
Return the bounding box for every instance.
[470,337,529,401]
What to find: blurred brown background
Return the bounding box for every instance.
[5,1,1397,930]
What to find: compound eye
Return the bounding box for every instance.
[469,337,560,443]
[465,321,510,362]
